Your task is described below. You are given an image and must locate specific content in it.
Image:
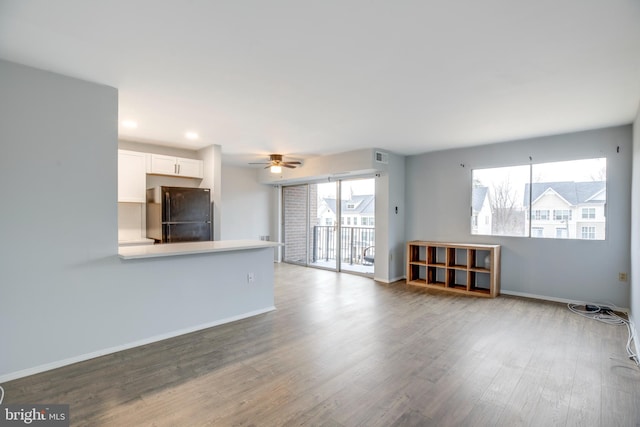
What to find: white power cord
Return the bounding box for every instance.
[0,385,4,405]
[568,302,639,367]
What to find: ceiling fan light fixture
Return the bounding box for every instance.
[270,165,282,174]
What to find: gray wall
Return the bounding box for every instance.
[0,59,274,381]
[221,165,273,240]
[631,106,640,352]
[406,126,632,306]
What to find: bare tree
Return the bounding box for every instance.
[489,175,524,235]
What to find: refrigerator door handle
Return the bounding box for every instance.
[165,191,171,222]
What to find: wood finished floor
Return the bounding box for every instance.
[3,263,640,426]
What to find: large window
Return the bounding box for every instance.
[471,158,606,240]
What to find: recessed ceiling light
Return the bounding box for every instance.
[185,131,199,140]
[121,120,138,129]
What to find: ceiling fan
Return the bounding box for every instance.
[249,154,301,173]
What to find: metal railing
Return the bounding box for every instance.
[312,226,375,265]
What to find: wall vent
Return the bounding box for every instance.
[375,151,389,164]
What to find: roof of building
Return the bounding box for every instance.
[323,194,375,216]
[524,181,605,206]
[472,186,489,213]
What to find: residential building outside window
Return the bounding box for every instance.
[471,157,606,240]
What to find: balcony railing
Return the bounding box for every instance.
[312,226,375,265]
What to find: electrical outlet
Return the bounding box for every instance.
[618,272,628,282]
[247,272,255,283]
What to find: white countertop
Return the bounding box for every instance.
[118,238,155,246]
[118,239,281,260]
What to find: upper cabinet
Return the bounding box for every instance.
[118,150,147,203]
[149,154,203,179]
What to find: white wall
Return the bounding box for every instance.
[406,125,632,306]
[199,144,223,240]
[631,105,640,353]
[375,152,406,282]
[221,165,272,240]
[0,59,274,381]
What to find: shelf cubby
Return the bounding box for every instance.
[447,269,468,290]
[427,266,447,286]
[406,241,500,298]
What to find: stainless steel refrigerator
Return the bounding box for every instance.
[146,186,212,243]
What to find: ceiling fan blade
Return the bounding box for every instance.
[282,161,302,165]
[248,162,271,165]
[282,164,297,168]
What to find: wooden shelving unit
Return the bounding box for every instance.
[406,241,501,297]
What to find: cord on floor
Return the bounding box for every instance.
[568,302,639,367]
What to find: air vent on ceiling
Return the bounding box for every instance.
[375,151,389,164]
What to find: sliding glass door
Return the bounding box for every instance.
[339,178,375,274]
[282,177,375,276]
[310,181,338,270]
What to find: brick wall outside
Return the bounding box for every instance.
[283,185,318,264]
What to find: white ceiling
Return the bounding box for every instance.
[1,0,640,164]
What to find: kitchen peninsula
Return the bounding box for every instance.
[111,239,281,377]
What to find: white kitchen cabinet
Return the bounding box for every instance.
[176,157,203,178]
[149,154,203,178]
[118,150,147,203]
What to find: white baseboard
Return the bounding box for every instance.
[500,290,629,313]
[375,275,406,284]
[0,306,276,383]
